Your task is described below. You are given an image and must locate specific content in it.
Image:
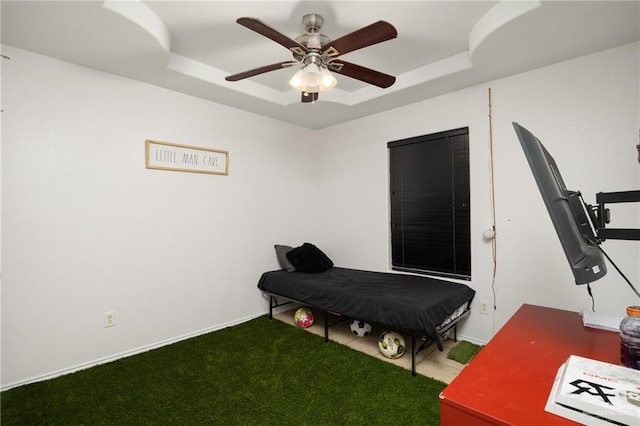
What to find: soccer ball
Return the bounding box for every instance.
[349,319,372,337]
[378,331,406,359]
[294,307,314,328]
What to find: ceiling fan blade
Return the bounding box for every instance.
[226,61,298,82]
[301,92,319,103]
[237,17,309,56]
[321,21,397,58]
[329,60,395,88]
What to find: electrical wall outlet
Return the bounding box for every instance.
[479,300,490,315]
[104,311,116,327]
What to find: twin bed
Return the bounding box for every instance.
[258,264,475,375]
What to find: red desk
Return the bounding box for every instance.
[439,304,620,425]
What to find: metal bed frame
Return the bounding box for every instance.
[265,292,471,376]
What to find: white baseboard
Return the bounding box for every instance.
[1,312,265,391]
[2,309,486,391]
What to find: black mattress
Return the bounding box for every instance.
[258,267,475,350]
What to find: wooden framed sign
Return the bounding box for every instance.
[146,140,228,175]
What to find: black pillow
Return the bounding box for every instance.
[286,243,333,273]
[274,244,296,272]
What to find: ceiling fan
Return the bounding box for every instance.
[225,13,397,103]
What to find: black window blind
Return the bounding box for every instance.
[388,127,470,279]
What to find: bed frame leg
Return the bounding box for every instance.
[268,295,274,320]
[411,335,416,376]
[324,311,329,343]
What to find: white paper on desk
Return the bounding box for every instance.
[545,362,616,426]
[581,309,623,332]
[545,356,640,426]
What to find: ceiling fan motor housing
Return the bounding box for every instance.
[302,13,324,33]
[295,13,331,51]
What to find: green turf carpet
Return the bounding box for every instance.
[1,316,447,425]
[446,340,482,364]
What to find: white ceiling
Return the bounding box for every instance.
[2,1,639,129]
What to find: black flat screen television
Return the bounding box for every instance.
[513,122,607,284]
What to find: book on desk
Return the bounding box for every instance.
[545,355,640,426]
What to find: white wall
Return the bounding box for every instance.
[1,45,315,388]
[314,42,640,343]
[2,42,638,389]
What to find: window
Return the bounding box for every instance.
[388,127,470,280]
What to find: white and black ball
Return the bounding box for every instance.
[349,319,372,337]
[378,331,406,359]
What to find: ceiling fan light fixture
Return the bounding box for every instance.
[289,63,336,93]
[289,67,316,92]
[319,67,337,91]
[301,62,321,88]
[289,68,305,90]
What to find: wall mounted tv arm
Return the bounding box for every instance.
[591,190,640,241]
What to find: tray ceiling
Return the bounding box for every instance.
[2,1,638,129]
